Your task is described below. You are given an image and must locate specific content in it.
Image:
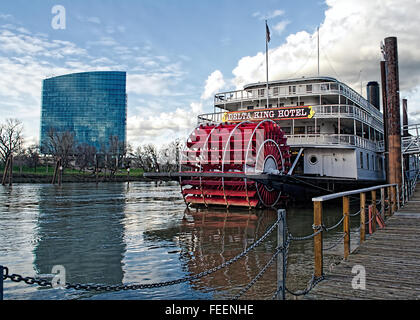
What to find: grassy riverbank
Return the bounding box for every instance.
[1,166,147,183]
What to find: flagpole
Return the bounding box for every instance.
[266,20,269,109]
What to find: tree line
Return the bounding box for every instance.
[0,118,184,174]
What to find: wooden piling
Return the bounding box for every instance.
[343,196,350,259]
[360,193,366,243]
[371,190,377,233]
[314,201,323,278]
[2,155,10,186]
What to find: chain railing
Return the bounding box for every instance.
[2,178,418,301]
[1,210,294,300]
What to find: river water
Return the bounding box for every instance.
[0,181,362,300]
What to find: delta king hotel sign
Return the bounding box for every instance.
[222,106,315,123]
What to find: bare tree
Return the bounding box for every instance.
[133,144,160,172]
[0,118,24,164]
[26,145,40,172]
[159,139,183,172]
[75,143,97,172]
[45,127,76,168]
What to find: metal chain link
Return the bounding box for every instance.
[285,274,325,297]
[324,216,345,232]
[2,216,282,293]
[323,233,346,251]
[233,238,290,300]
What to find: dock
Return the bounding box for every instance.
[305,186,420,300]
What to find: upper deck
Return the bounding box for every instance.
[199,77,385,153]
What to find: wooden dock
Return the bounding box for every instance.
[305,186,420,300]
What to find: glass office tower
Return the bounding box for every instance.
[40,71,127,153]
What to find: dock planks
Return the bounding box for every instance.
[305,187,420,300]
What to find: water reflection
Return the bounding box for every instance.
[144,208,280,299]
[0,182,362,300]
[33,183,127,286]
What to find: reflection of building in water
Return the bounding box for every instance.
[144,208,280,299]
[33,184,127,286]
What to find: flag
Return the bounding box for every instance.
[266,21,271,43]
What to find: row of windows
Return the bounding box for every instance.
[359,151,384,171]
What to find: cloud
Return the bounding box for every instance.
[87,16,101,24]
[233,0,420,98]
[201,70,226,100]
[273,20,291,35]
[253,10,285,20]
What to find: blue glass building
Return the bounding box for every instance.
[40,71,127,153]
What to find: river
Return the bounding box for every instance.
[0,181,362,300]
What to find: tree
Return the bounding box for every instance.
[26,145,40,172]
[0,118,24,164]
[133,144,160,172]
[45,127,76,168]
[75,143,97,172]
[159,139,183,172]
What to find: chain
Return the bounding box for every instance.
[323,233,346,251]
[233,238,290,300]
[289,224,324,241]
[324,216,345,232]
[285,274,325,297]
[349,209,361,217]
[1,217,282,293]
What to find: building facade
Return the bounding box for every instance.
[40,71,127,153]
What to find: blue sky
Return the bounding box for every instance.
[1,0,420,148]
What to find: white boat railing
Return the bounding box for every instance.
[214,81,383,121]
[198,104,383,133]
[286,134,383,152]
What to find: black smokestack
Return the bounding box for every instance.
[367,81,380,110]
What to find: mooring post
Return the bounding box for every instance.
[8,155,13,187]
[277,209,286,300]
[387,186,392,217]
[343,196,350,259]
[2,155,10,186]
[381,188,385,221]
[314,201,323,278]
[0,265,3,300]
[360,192,366,243]
[371,190,377,233]
[391,185,397,214]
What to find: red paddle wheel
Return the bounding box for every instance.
[180,120,291,209]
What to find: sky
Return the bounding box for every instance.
[1,0,420,150]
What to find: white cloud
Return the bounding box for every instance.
[87,16,101,24]
[201,70,226,100]
[233,0,420,98]
[273,20,291,35]
[253,10,285,20]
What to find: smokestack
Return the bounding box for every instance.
[403,99,408,136]
[383,36,402,187]
[367,81,380,110]
[380,60,389,182]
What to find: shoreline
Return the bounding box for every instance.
[4,173,151,184]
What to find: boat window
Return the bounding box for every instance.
[306,85,312,93]
[294,126,305,134]
[273,87,279,96]
[366,153,369,170]
[289,86,296,94]
[307,126,320,134]
[282,127,291,134]
[309,155,318,165]
[360,152,364,169]
[247,106,254,110]
[258,89,265,97]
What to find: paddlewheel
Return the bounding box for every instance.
[180,120,291,208]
